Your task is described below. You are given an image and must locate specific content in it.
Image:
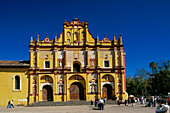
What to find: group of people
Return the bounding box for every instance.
[7,100,14,108]
[117,97,135,106]
[91,98,106,110]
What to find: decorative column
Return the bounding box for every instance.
[114,49,117,67]
[86,73,89,101]
[30,50,34,68]
[121,73,125,93]
[53,74,57,101]
[36,49,39,68]
[64,50,67,68]
[63,74,67,101]
[97,73,101,99]
[114,73,118,98]
[29,74,34,104]
[123,53,126,91]
[54,50,58,68]
[36,74,39,102]
[120,50,123,67]
[36,35,40,68]
[97,50,100,67]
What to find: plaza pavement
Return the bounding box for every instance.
[0,103,169,113]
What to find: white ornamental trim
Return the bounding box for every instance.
[40,83,53,90]
[101,82,114,89]
[45,38,49,42]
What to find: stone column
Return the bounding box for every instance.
[120,50,123,67]
[86,73,89,101]
[63,74,67,101]
[30,50,34,68]
[97,73,101,99]
[114,50,117,67]
[29,74,34,104]
[54,50,58,68]
[64,50,67,68]
[36,74,39,102]
[97,50,100,67]
[36,49,40,68]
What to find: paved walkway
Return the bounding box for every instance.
[0,103,168,113]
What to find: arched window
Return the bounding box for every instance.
[44,61,50,68]
[15,76,20,90]
[73,63,80,72]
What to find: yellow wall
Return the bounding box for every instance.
[0,68,29,106]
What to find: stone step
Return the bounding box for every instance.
[27,100,117,107]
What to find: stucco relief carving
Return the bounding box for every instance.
[117,51,121,66]
[57,51,63,59]
[39,51,53,59]
[89,74,97,80]
[58,74,63,81]
[88,51,96,59]
[100,51,112,58]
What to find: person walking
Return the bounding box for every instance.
[131,97,135,106]
[95,99,98,107]
[99,98,104,110]
[90,100,93,106]
[118,100,121,106]
[128,96,131,104]
[125,99,128,106]
[11,100,14,108]
[7,100,11,108]
[104,97,106,104]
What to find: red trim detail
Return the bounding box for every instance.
[123,54,126,91]
[64,51,66,66]
[29,93,33,96]
[86,51,88,65]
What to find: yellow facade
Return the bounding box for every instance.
[0,18,128,106]
[0,64,29,106]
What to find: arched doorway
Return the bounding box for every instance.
[102,84,112,100]
[70,82,84,100]
[42,85,53,101]
[73,63,80,72]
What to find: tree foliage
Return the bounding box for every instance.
[126,60,170,96]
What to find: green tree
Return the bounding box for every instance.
[149,60,170,95]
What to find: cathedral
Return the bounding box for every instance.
[0,18,127,106]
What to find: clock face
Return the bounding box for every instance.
[45,38,49,42]
[104,38,108,42]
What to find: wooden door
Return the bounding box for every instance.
[70,84,79,100]
[42,88,47,101]
[103,86,107,99]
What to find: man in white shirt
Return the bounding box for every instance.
[99,98,104,110]
[10,100,14,108]
[156,100,169,113]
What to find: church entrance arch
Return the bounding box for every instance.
[70,82,84,101]
[102,84,112,100]
[42,85,53,101]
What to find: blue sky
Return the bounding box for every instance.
[0,0,170,76]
